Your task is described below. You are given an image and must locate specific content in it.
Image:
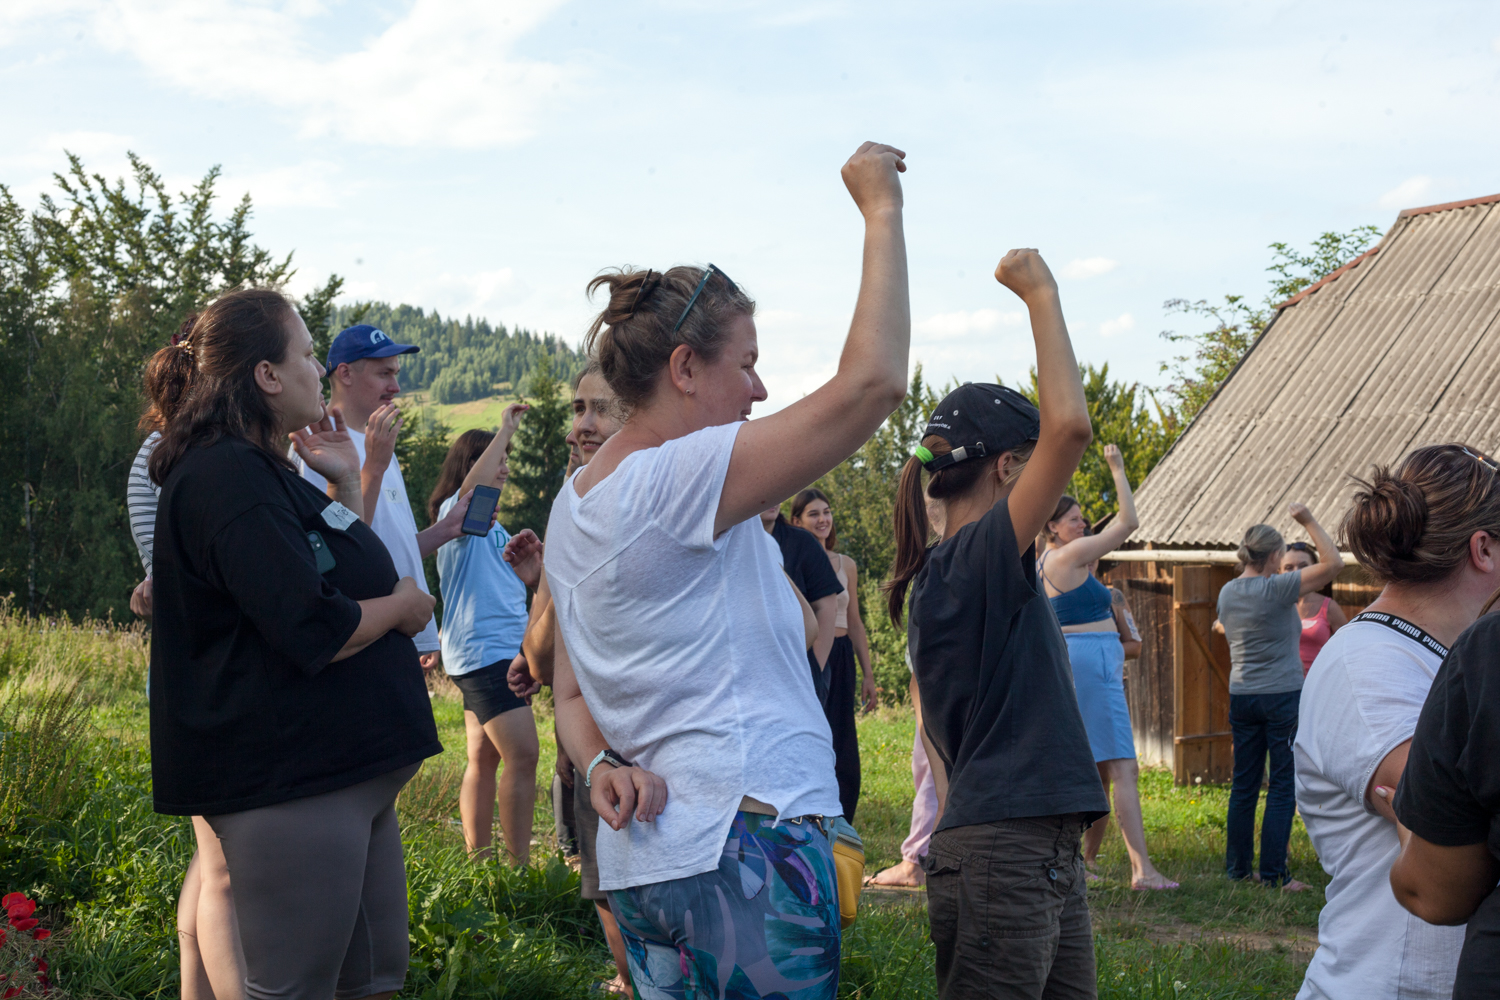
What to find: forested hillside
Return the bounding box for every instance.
[335,303,586,404]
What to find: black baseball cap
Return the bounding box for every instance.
[916,382,1040,472]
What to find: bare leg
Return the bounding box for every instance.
[482,706,540,866]
[191,816,246,1000]
[870,675,932,888]
[1083,764,1112,867]
[596,901,633,997]
[179,849,211,1000]
[1101,757,1177,889]
[460,709,502,858]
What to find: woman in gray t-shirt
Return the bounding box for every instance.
[1216,504,1342,888]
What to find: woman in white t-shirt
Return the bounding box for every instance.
[1294,443,1500,1000]
[546,142,910,1000]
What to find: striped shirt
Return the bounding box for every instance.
[128,432,162,574]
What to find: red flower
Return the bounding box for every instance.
[9,918,36,932]
[0,926,6,946]
[0,893,26,909]
[31,927,50,941]
[32,960,46,975]
[5,898,35,921]
[4,987,21,999]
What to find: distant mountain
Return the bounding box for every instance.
[333,302,587,404]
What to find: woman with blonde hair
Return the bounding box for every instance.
[1039,444,1175,891]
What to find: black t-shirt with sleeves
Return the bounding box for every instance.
[771,518,844,604]
[910,497,1108,833]
[149,435,441,816]
[1395,613,1500,997]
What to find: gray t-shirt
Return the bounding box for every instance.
[1217,571,1305,694]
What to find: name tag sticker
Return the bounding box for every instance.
[320,502,359,532]
[386,488,399,503]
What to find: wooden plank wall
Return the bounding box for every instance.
[1104,558,1381,785]
[1173,564,1236,785]
[1102,561,1174,769]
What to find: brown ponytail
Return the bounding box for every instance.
[139,314,200,434]
[883,435,1035,626]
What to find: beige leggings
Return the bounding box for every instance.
[205,764,419,1000]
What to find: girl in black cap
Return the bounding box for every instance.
[885,250,1107,1000]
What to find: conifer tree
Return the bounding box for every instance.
[502,356,570,538]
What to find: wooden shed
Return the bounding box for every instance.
[1104,191,1500,784]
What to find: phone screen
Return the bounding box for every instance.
[461,485,502,537]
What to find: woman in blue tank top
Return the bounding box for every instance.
[1039,444,1176,891]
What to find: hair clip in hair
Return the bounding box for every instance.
[913,445,934,464]
[170,334,182,346]
[626,270,658,319]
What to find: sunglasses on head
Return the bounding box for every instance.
[674,264,737,333]
[1462,446,1500,474]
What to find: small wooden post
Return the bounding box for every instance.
[1172,564,1234,785]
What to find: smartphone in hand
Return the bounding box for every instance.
[461,485,502,537]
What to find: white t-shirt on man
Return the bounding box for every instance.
[544,421,840,891]
[299,427,439,653]
[1294,617,1464,1000]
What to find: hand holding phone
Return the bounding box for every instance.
[461,484,502,537]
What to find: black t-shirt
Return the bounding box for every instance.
[149,436,442,815]
[1395,613,1500,997]
[771,518,844,604]
[910,498,1108,832]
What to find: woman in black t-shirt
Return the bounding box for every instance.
[145,288,441,1000]
[1391,608,1500,998]
[883,250,1108,1000]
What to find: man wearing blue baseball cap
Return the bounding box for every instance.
[299,324,473,669]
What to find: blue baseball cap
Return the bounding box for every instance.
[326,325,419,369]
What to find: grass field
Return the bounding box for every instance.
[1,610,1326,998]
[402,391,517,439]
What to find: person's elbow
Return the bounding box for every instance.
[1390,858,1478,926]
[1391,878,1472,926]
[1049,415,1093,451]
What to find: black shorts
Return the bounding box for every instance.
[449,660,528,724]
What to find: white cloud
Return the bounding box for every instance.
[221,161,345,208]
[917,308,1024,340]
[1060,257,1118,280]
[17,0,573,148]
[1099,312,1135,338]
[1378,175,1433,210]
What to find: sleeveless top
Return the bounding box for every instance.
[834,558,849,630]
[1039,552,1113,626]
[1299,596,1332,675]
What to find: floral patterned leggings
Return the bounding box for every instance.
[607,811,841,1000]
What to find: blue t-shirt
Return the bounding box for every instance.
[435,493,529,677]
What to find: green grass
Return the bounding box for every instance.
[0,610,1326,998]
[404,391,519,440]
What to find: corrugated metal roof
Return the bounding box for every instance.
[1132,193,1500,550]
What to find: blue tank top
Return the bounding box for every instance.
[1039,553,1114,626]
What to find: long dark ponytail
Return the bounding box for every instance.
[883,435,1036,626]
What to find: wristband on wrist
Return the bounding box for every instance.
[585,748,632,788]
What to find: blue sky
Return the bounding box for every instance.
[4,1,1499,411]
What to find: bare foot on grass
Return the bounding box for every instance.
[866,860,925,887]
[1131,872,1180,891]
[599,973,632,997]
[1281,879,1311,892]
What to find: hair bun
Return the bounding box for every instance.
[1344,467,1429,580]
